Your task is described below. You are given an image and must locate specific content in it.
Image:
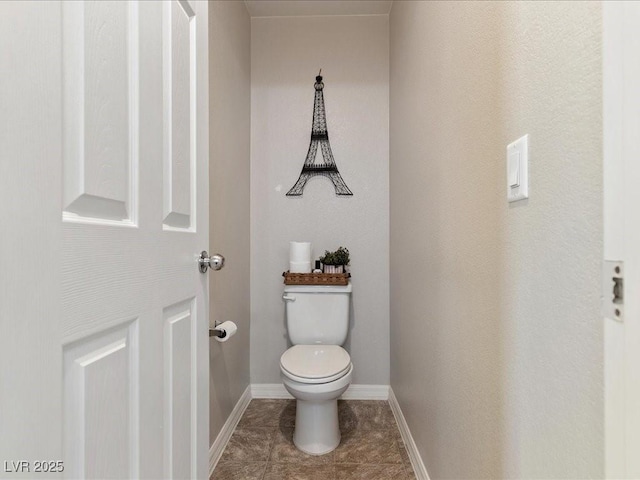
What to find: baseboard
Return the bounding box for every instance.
[208,385,252,477]
[340,384,389,400]
[388,387,430,480]
[251,383,293,399]
[251,383,389,400]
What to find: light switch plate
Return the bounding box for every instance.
[507,134,529,202]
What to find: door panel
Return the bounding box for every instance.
[164,299,196,479]
[163,0,195,231]
[62,1,139,225]
[63,320,139,479]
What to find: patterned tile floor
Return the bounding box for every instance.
[211,399,417,480]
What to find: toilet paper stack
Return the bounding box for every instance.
[289,242,312,273]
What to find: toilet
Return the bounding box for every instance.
[280,283,353,455]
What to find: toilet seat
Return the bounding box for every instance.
[280,345,351,384]
[281,363,352,385]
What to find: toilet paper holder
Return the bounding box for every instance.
[209,322,227,339]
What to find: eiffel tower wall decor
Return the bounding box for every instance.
[286,71,353,197]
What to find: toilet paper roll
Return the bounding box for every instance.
[214,321,238,343]
[289,242,311,263]
[290,261,311,273]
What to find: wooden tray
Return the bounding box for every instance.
[283,271,351,286]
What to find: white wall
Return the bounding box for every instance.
[250,15,390,385]
[390,1,603,478]
[209,0,251,446]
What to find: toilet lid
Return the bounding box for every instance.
[280,345,351,380]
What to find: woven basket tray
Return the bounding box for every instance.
[283,271,351,286]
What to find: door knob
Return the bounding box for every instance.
[199,251,225,273]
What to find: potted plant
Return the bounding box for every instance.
[320,247,350,274]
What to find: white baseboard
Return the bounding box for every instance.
[388,387,430,480]
[340,384,389,400]
[251,383,293,399]
[208,385,252,477]
[251,383,389,400]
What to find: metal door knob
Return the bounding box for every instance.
[199,251,225,273]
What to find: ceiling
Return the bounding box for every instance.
[244,1,393,18]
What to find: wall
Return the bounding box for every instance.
[390,1,602,478]
[209,0,251,446]
[250,16,389,385]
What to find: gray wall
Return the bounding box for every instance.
[389,1,603,478]
[209,0,251,446]
[250,15,390,385]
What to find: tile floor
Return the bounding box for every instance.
[211,399,417,480]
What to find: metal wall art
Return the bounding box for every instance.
[286,71,353,196]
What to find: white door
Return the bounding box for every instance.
[604,2,640,478]
[0,1,210,478]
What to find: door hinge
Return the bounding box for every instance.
[603,260,624,322]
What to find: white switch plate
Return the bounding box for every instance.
[507,134,529,202]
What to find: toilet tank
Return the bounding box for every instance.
[283,283,352,345]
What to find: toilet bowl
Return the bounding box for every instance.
[280,344,353,455]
